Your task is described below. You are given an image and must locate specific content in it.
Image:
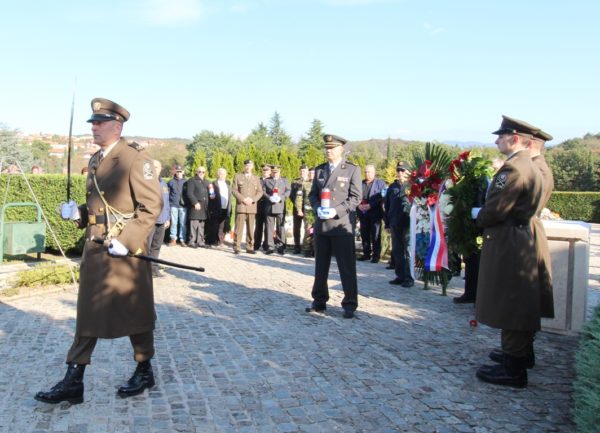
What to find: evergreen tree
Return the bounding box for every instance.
[298,119,325,156]
[190,149,207,177]
[268,112,292,148]
[0,125,33,172]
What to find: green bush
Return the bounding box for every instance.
[15,263,80,287]
[0,174,86,254]
[574,305,600,433]
[547,192,600,223]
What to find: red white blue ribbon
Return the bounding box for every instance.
[424,184,448,272]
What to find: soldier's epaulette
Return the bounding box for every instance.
[128,141,144,151]
[343,160,357,167]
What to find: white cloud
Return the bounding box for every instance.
[423,22,445,36]
[145,0,203,26]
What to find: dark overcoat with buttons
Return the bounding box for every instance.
[309,161,362,237]
[76,139,162,338]
[262,177,290,215]
[475,149,544,331]
[186,176,209,220]
[532,154,555,318]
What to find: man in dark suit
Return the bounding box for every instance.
[186,166,210,248]
[385,162,414,287]
[474,115,544,388]
[262,165,290,254]
[253,164,271,251]
[357,164,387,263]
[305,134,362,319]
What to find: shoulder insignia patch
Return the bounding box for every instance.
[143,161,154,180]
[495,172,508,190]
[128,142,143,151]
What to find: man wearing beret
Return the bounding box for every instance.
[36,98,163,404]
[306,134,362,318]
[473,115,544,388]
[232,159,263,254]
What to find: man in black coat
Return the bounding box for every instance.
[253,164,271,251]
[385,162,414,287]
[262,165,290,254]
[186,166,210,248]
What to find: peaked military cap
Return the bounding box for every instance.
[271,164,281,171]
[396,161,410,171]
[174,165,184,172]
[323,134,347,147]
[533,129,553,141]
[87,98,130,123]
[243,159,253,164]
[492,115,540,136]
[300,164,308,169]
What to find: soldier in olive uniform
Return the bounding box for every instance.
[36,98,163,404]
[306,134,362,319]
[232,160,263,254]
[487,127,556,367]
[473,116,544,388]
[300,167,316,257]
[290,164,310,253]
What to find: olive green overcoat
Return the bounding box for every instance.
[475,149,544,331]
[76,139,162,338]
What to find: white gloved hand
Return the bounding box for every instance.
[318,207,337,219]
[269,196,278,203]
[471,207,481,219]
[60,200,80,220]
[274,196,281,203]
[108,239,129,257]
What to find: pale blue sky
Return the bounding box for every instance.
[1,0,598,145]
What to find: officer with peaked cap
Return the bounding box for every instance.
[262,164,290,254]
[232,159,263,254]
[306,134,362,318]
[36,98,162,404]
[473,115,544,388]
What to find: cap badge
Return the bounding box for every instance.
[93,101,102,111]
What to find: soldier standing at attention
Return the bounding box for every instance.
[290,164,310,254]
[305,134,362,319]
[35,98,162,404]
[473,116,544,388]
[253,164,271,252]
[231,160,263,254]
[263,165,290,255]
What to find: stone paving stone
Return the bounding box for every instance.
[2,231,597,433]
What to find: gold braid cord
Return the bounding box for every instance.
[92,174,134,243]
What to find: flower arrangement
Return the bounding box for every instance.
[445,151,494,258]
[408,143,452,293]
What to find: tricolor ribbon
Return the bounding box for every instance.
[424,183,448,272]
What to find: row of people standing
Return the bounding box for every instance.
[167,165,232,249]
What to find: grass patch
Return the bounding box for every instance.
[14,263,79,288]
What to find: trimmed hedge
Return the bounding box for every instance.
[574,305,600,433]
[0,174,86,254]
[548,192,600,223]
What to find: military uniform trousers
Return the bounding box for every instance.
[234,212,256,251]
[501,329,535,358]
[66,331,154,365]
[312,234,358,312]
[390,225,412,283]
[292,213,304,248]
[148,223,167,272]
[253,211,267,251]
[265,213,286,250]
[463,252,480,299]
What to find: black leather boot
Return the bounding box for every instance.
[489,348,535,369]
[34,363,85,404]
[476,354,528,388]
[117,360,155,398]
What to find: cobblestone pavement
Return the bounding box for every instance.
[1,225,598,433]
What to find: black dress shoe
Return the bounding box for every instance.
[476,363,527,388]
[117,360,155,398]
[293,247,301,254]
[34,364,85,405]
[389,278,403,285]
[489,349,535,369]
[357,256,371,261]
[264,249,274,255]
[277,247,285,255]
[385,265,394,270]
[233,249,240,255]
[305,305,326,313]
[453,294,476,304]
[401,280,415,288]
[342,309,355,319]
[246,250,256,254]
[370,257,380,263]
